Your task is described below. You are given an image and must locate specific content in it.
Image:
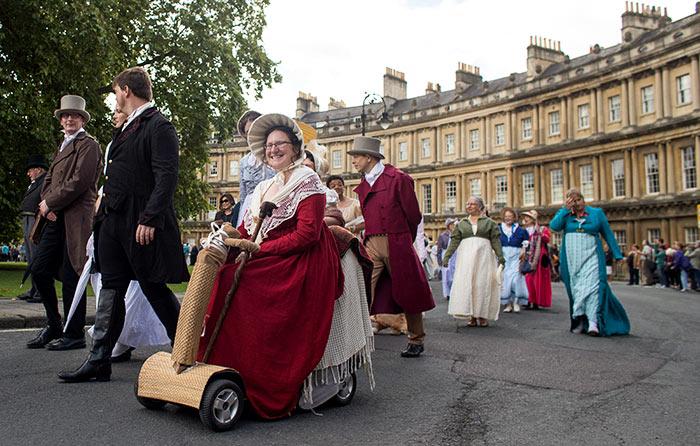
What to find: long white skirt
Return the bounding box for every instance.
[448,237,502,321]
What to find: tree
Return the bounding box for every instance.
[0,0,280,240]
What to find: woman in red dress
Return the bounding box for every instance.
[522,210,552,309]
[197,114,343,419]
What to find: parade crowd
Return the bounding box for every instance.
[8,65,696,423]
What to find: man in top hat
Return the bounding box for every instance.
[59,66,189,382]
[16,154,49,303]
[26,95,102,350]
[348,136,435,357]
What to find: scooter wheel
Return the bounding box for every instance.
[331,372,356,406]
[199,379,245,432]
[134,378,166,410]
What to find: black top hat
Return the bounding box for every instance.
[26,154,48,170]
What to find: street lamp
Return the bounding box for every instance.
[361,92,392,136]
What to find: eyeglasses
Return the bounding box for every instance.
[60,112,83,120]
[263,141,292,150]
[220,199,229,203]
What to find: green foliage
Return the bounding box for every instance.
[0,0,280,238]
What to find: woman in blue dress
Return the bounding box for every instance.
[549,188,630,336]
[498,208,529,313]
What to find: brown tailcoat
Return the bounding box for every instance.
[41,131,102,274]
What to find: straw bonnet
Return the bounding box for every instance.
[521,210,539,221]
[294,119,317,144]
[54,95,90,122]
[236,110,261,137]
[305,140,330,176]
[346,136,384,159]
[247,113,305,164]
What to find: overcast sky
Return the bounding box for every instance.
[246,0,695,117]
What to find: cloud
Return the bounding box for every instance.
[247,0,693,117]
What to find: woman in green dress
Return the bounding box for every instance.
[443,196,504,327]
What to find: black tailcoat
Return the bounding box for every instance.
[97,107,189,284]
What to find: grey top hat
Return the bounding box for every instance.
[247,113,305,164]
[346,136,384,159]
[54,95,90,122]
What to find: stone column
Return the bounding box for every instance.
[539,164,547,206]
[666,142,676,193]
[621,79,630,128]
[538,103,546,143]
[661,218,670,243]
[692,55,700,111]
[432,127,438,163]
[506,167,514,206]
[590,89,598,134]
[456,173,464,213]
[592,155,600,201]
[658,142,667,194]
[482,171,489,205]
[695,135,700,181]
[596,87,604,133]
[599,155,608,201]
[631,148,640,197]
[508,111,516,151]
[562,160,569,192]
[568,159,576,190]
[627,77,637,126]
[432,177,439,214]
[411,131,418,166]
[480,117,487,156]
[533,104,540,146]
[436,127,443,163]
[560,98,568,140]
[624,149,632,198]
[567,96,575,138]
[662,66,672,118]
[485,115,491,155]
[655,68,664,120]
[456,122,464,160]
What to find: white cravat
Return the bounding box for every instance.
[60,128,85,152]
[122,101,154,131]
[364,161,385,187]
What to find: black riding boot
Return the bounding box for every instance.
[58,288,126,382]
[140,282,181,345]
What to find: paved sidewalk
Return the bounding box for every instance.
[0,293,185,329]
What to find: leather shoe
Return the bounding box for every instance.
[16,291,32,301]
[110,347,134,363]
[26,296,43,304]
[400,343,424,358]
[27,325,62,349]
[46,337,86,351]
[58,359,111,383]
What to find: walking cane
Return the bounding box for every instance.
[202,201,277,363]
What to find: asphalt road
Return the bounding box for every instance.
[1,282,698,445]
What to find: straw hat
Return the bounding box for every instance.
[346,136,384,159]
[54,95,90,122]
[521,210,539,221]
[247,113,305,164]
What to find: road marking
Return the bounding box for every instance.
[0,328,40,333]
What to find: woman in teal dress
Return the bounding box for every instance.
[549,188,630,336]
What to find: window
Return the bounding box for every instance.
[495,124,505,146]
[445,180,457,210]
[677,74,691,105]
[613,230,627,249]
[685,227,698,244]
[522,172,535,206]
[644,153,660,194]
[208,197,217,220]
[332,150,342,169]
[608,95,621,122]
[421,138,431,158]
[580,164,594,201]
[521,117,532,140]
[399,142,408,161]
[209,160,218,177]
[611,159,625,198]
[229,159,239,178]
[209,197,217,208]
[495,175,507,205]
[445,134,455,154]
[647,228,661,243]
[578,104,590,129]
[422,184,432,214]
[470,178,481,198]
[682,147,697,190]
[549,111,560,136]
[550,169,563,204]
[469,129,480,151]
[641,86,654,114]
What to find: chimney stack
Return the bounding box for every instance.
[383,67,407,101]
[526,36,565,80]
[425,82,436,95]
[455,62,482,92]
[621,2,671,43]
[328,97,346,111]
[295,91,319,118]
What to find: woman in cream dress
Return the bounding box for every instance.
[442,196,504,327]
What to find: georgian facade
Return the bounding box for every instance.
[186,4,700,253]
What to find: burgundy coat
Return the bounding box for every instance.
[354,164,435,314]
